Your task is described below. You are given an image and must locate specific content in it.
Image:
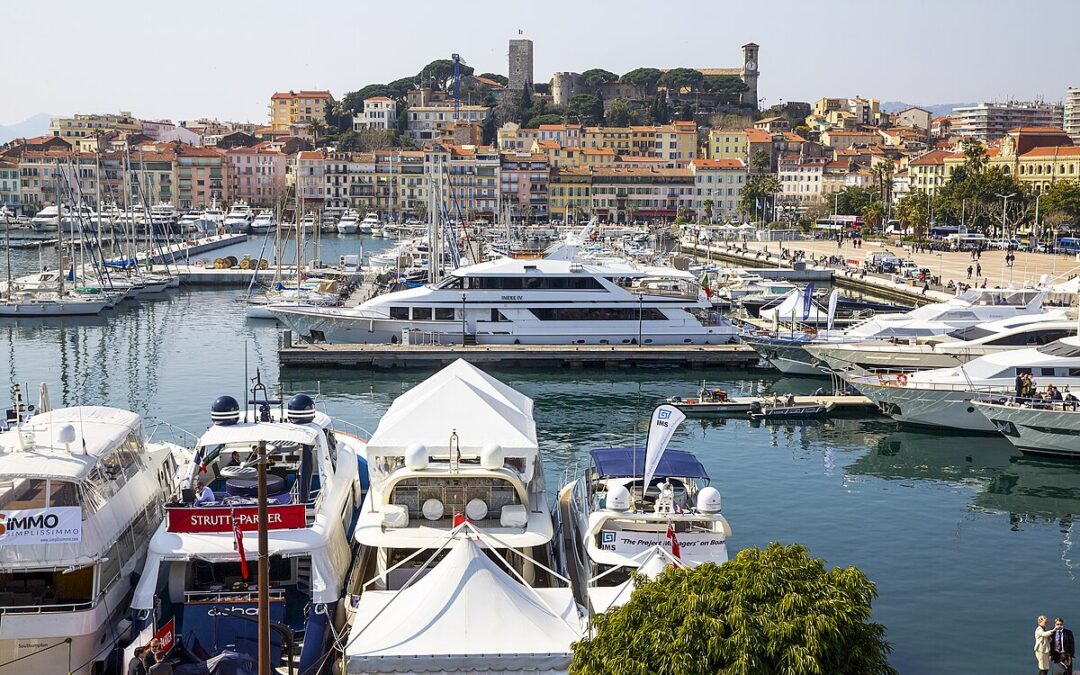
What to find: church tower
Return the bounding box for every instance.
[741,43,759,109]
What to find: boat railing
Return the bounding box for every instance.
[848,371,1013,394]
[0,599,96,615]
[146,417,200,446]
[972,393,1080,412]
[184,588,286,604]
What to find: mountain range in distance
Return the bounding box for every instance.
[0,113,60,145]
[880,102,976,117]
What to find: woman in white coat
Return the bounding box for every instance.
[1035,615,1055,674]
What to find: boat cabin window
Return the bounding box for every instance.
[436,276,464,289]
[188,557,292,594]
[946,326,994,341]
[389,307,409,320]
[987,329,1073,347]
[188,442,319,507]
[530,307,667,321]
[411,307,433,321]
[462,276,603,291]
[1037,340,1080,358]
[0,566,94,610]
[595,477,693,510]
[434,307,456,321]
[939,311,978,321]
[489,309,509,322]
[0,477,79,510]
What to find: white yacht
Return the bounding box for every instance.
[557,446,731,614]
[0,397,185,674]
[244,279,340,320]
[336,210,360,235]
[359,212,380,235]
[250,209,277,234]
[973,397,1080,458]
[343,360,578,672]
[745,288,1049,377]
[223,201,255,233]
[176,212,203,233]
[147,202,178,233]
[131,389,367,673]
[843,336,1080,432]
[806,312,1076,372]
[269,257,738,345]
[28,204,97,234]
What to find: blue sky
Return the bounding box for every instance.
[4,0,1078,125]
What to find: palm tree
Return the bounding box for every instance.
[306,119,326,145]
[703,199,714,223]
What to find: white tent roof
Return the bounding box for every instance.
[759,289,828,323]
[345,537,583,673]
[586,545,681,615]
[367,361,537,454]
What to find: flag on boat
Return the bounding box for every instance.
[699,272,711,298]
[453,512,467,527]
[826,289,839,332]
[802,282,814,321]
[642,404,686,494]
[232,508,249,579]
[666,522,681,559]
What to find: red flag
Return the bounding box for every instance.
[666,523,681,559]
[232,509,249,579]
[453,512,467,527]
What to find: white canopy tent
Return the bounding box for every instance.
[586,545,683,615]
[759,289,829,324]
[345,536,584,673]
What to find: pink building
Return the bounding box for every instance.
[225,142,287,207]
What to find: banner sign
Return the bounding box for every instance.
[154,617,175,654]
[599,529,729,564]
[167,504,306,533]
[642,405,687,492]
[0,506,82,545]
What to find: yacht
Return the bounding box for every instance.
[250,209,277,234]
[336,210,360,235]
[244,279,341,320]
[131,387,367,673]
[842,336,1080,432]
[806,312,1076,372]
[973,396,1080,458]
[0,394,185,674]
[359,212,380,235]
[297,212,318,233]
[745,288,1049,377]
[28,204,97,234]
[176,212,203,233]
[147,203,178,234]
[557,446,731,613]
[223,201,254,233]
[269,257,738,345]
[342,360,577,672]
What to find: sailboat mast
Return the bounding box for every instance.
[55,160,64,295]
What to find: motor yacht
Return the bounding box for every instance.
[131,388,367,673]
[177,212,203,233]
[223,201,254,233]
[0,394,185,674]
[973,396,1080,458]
[269,257,738,345]
[250,210,277,234]
[556,446,731,614]
[843,336,1080,432]
[745,288,1049,377]
[359,213,380,235]
[806,312,1076,372]
[244,279,341,320]
[147,203,178,234]
[335,210,360,235]
[28,204,97,234]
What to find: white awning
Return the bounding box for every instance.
[345,537,583,673]
[196,421,321,449]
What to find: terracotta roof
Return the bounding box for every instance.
[782,132,806,143]
[176,146,224,157]
[297,151,324,160]
[272,90,333,100]
[365,96,394,102]
[909,150,958,166]
[536,140,560,149]
[1009,127,1070,135]
[744,129,772,143]
[1019,146,1080,158]
[692,158,745,169]
[590,167,693,178]
[538,124,567,131]
[581,147,616,156]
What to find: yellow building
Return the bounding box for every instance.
[654,121,698,166]
[989,128,1080,193]
[708,129,749,161]
[548,167,592,220]
[908,150,959,196]
[269,90,335,137]
[582,127,633,155]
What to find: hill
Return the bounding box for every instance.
[0,114,57,144]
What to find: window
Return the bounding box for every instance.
[530,307,667,321]
[411,307,433,320]
[389,307,409,320]
[435,307,456,321]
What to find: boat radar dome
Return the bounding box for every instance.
[606,483,631,511]
[211,395,241,426]
[696,486,722,513]
[404,443,429,470]
[480,443,504,470]
[287,393,316,424]
[55,423,77,447]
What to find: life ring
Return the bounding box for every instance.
[896,373,908,386]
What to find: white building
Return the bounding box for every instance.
[141,120,203,146]
[951,101,1065,141]
[1065,87,1080,143]
[778,155,827,207]
[690,159,746,221]
[352,96,398,132]
[405,105,491,142]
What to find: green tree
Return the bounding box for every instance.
[605,99,632,127]
[526,113,564,128]
[566,94,604,125]
[702,199,714,223]
[571,543,895,675]
[703,75,749,104]
[387,77,417,98]
[740,174,781,216]
[417,58,474,91]
[834,186,878,216]
[1041,178,1080,227]
[658,67,704,92]
[750,149,771,173]
[517,83,533,125]
[896,191,932,238]
[581,68,619,89]
[860,198,886,231]
[478,72,509,87]
[650,96,671,125]
[676,103,694,122]
[620,67,662,90]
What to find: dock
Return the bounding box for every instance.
[278,333,761,370]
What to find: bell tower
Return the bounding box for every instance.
[741,43,759,109]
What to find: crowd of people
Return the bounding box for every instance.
[1014,374,1080,410]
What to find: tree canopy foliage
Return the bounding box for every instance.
[658,67,704,92]
[620,67,663,89]
[477,72,509,87]
[605,99,633,127]
[571,543,895,675]
[1041,179,1080,226]
[740,174,781,215]
[566,94,605,125]
[417,58,475,92]
[582,68,619,88]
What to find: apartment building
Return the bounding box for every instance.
[0,159,20,213]
[269,90,335,137]
[499,152,549,221]
[352,97,398,132]
[778,155,827,207]
[907,150,958,196]
[174,145,224,209]
[548,167,592,221]
[1065,87,1080,143]
[323,151,377,215]
[405,105,490,142]
[950,101,1064,141]
[708,129,749,161]
[690,158,746,220]
[589,167,695,222]
[225,143,287,208]
[48,112,142,146]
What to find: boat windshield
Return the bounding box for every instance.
[946,326,995,341]
[1036,339,1080,358]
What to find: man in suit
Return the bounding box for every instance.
[1051,617,1075,675]
[126,646,146,675]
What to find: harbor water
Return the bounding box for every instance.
[3,235,1079,673]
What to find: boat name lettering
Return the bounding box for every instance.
[167,504,307,533]
[500,295,523,301]
[0,507,82,545]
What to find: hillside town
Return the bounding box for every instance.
[2,38,1079,241]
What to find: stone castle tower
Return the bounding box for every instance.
[741,43,759,108]
[508,38,534,90]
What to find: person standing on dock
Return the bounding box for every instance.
[1051,617,1074,674]
[967,265,973,279]
[976,262,982,278]
[1037,615,1055,674]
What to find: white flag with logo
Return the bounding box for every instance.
[642,404,687,492]
[826,289,839,332]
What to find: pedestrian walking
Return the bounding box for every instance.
[967,265,973,279]
[976,263,982,277]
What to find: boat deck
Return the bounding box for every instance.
[673,394,876,413]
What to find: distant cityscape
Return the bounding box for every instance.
[1,37,1078,230]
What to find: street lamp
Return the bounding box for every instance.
[995,192,1016,238]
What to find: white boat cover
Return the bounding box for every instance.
[759,289,828,323]
[586,545,679,615]
[196,421,322,449]
[366,360,537,455]
[345,536,584,673]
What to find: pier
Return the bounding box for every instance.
[278,331,761,369]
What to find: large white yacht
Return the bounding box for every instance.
[223,201,254,233]
[336,210,360,235]
[806,312,1076,372]
[358,212,380,235]
[0,397,185,674]
[745,288,1049,376]
[843,336,1080,432]
[29,204,97,234]
[973,396,1080,458]
[557,446,731,614]
[147,203,178,233]
[343,360,579,672]
[131,388,367,673]
[270,257,738,345]
[250,209,277,234]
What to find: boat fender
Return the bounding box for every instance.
[896,373,908,386]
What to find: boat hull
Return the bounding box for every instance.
[973,401,1080,457]
[743,337,826,376]
[846,378,999,432]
